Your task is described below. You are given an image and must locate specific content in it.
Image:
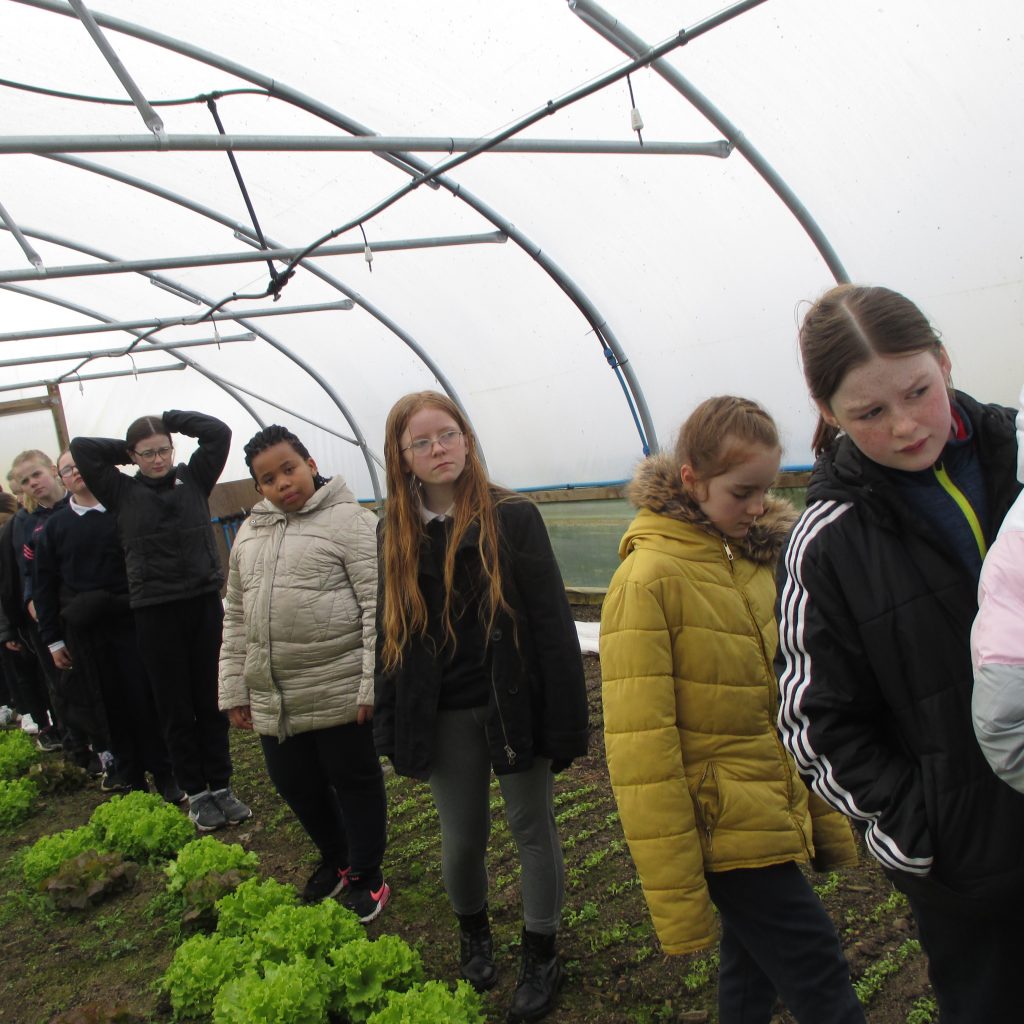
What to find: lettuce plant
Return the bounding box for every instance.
[0,730,37,780]
[21,825,103,887]
[166,836,260,896]
[90,791,193,862]
[248,900,363,964]
[160,932,253,1021]
[212,958,331,1024]
[215,877,297,938]
[327,935,424,1021]
[365,980,486,1024]
[46,850,139,910]
[0,776,38,830]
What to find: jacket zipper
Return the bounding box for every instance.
[724,533,803,838]
[695,762,718,852]
[490,660,517,766]
[932,460,988,560]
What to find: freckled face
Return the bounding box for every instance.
[251,442,318,512]
[401,406,467,489]
[684,442,781,539]
[820,348,953,472]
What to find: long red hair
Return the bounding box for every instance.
[379,391,512,672]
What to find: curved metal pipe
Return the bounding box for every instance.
[0,281,266,427]
[0,228,385,500]
[49,153,474,442]
[569,0,849,283]
[15,0,658,454]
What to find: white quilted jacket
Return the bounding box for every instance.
[218,476,378,739]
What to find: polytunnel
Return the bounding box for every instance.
[1,0,1022,510]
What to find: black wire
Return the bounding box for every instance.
[626,74,644,148]
[358,223,373,274]
[0,76,271,107]
[206,98,280,285]
[55,23,687,387]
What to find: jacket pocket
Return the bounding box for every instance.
[692,761,720,853]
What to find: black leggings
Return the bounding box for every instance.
[134,592,230,796]
[260,721,387,878]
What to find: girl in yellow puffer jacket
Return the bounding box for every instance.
[601,396,862,1024]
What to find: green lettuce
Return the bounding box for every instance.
[0,730,37,780]
[365,980,486,1024]
[90,791,193,862]
[161,932,253,1020]
[215,877,297,938]
[0,776,38,831]
[212,958,331,1024]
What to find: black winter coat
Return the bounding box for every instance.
[775,392,1024,914]
[70,410,230,609]
[373,496,589,780]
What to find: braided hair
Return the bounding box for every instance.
[243,425,329,489]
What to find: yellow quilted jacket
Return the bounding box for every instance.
[600,454,856,955]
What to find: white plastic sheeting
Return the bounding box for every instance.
[1,1,1021,496]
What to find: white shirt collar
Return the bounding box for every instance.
[419,503,454,524]
[69,496,106,516]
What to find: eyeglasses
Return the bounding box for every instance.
[134,445,173,462]
[57,465,79,479]
[401,430,463,457]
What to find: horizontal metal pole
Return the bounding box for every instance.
[0,133,732,157]
[0,361,185,394]
[0,332,253,369]
[0,300,352,343]
[0,230,508,284]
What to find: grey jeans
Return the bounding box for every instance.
[429,706,564,934]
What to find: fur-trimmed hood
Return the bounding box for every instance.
[623,452,797,566]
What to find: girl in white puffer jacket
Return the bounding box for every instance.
[219,425,389,921]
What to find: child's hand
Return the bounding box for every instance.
[228,705,253,730]
[357,704,374,726]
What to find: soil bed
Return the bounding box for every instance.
[0,607,933,1023]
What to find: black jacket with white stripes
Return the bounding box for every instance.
[775,391,1024,914]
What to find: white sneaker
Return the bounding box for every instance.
[20,713,39,735]
[0,705,16,727]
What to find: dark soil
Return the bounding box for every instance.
[0,608,934,1024]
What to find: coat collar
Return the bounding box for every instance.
[249,475,358,524]
[623,452,796,566]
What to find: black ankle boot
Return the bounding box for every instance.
[507,929,563,1022]
[457,906,498,992]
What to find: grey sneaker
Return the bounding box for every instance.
[212,787,252,825]
[188,791,227,832]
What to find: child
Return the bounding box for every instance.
[374,391,588,1023]
[71,410,251,830]
[601,396,862,1024]
[972,383,1024,791]
[32,451,178,800]
[776,285,1024,1023]
[219,425,389,921]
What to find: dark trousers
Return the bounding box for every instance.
[133,592,230,797]
[70,610,171,787]
[907,890,1024,1023]
[22,619,90,760]
[0,643,51,725]
[259,721,387,879]
[704,862,864,1024]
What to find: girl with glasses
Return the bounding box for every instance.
[219,425,389,921]
[375,391,588,1022]
[601,396,862,1023]
[71,410,251,831]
